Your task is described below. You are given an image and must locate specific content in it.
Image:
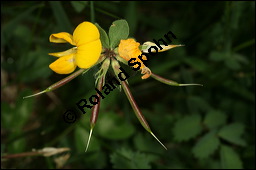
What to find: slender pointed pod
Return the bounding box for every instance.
[151,73,203,87]
[121,80,167,150]
[111,58,167,149]
[85,76,104,152]
[23,69,87,99]
[141,42,184,53]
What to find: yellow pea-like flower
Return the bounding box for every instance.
[118,38,184,79]
[118,39,142,61]
[118,38,151,79]
[49,22,102,74]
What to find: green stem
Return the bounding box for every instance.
[90,1,95,23]
[95,7,120,19]
[233,39,255,52]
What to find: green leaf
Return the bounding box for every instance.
[133,133,165,154]
[220,145,243,169]
[192,130,220,159]
[1,3,42,47]
[233,53,249,64]
[229,2,245,30]
[7,137,26,153]
[1,102,14,129]
[14,25,32,44]
[110,147,153,169]
[225,57,241,70]
[173,114,202,142]
[204,110,227,129]
[70,1,88,13]
[95,23,110,48]
[131,152,152,169]
[218,123,246,146]
[3,90,34,153]
[183,58,209,72]
[108,19,129,48]
[187,96,211,113]
[96,112,135,140]
[209,51,226,61]
[18,49,52,82]
[13,90,34,129]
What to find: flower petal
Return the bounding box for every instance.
[49,32,75,45]
[73,22,100,47]
[141,41,184,53]
[49,47,77,57]
[118,39,142,61]
[75,39,102,69]
[49,54,77,74]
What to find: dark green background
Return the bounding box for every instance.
[1,1,255,169]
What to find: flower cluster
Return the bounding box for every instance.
[24,20,202,151]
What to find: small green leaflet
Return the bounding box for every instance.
[109,19,129,48]
[95,23,110,48]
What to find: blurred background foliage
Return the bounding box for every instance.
[1,1,255,169]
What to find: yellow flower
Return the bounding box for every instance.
[49,22,102,74]
[118,38,183,79]
[118,39,151,79]
[118,39,142,61]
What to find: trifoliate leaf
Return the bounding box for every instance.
[220,145,243,169]
[218,123,246,146]
[187,96,211,113]
[173,114,202,142]
[111,153,132,169]
[192,130,220,159]
[131,152,152,169]
[95,23,110,48]
[109,19,129,48]
[204,110,227,129]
